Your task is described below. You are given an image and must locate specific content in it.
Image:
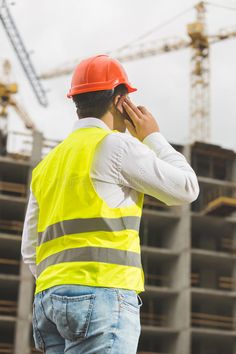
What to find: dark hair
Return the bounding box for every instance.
[72,84,128,119]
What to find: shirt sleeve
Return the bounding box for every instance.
[116,131,200,206]
[21,189,39,278]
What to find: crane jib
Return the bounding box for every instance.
[0,0,48,107]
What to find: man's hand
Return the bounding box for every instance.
[123,97,160,141]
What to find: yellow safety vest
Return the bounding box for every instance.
[31,127,145,294]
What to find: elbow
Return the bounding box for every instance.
[182,188,199,204]
[165,175,200,206]
[180,174,200,205]
[190,184,200,203]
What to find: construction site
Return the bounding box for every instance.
[0,1,236,354]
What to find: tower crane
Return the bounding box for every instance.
[0,0,48,107]
[0,59,36,155]
[0,59,36,129]
[40,1,236,143]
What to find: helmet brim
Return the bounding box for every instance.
[67,82,137,98]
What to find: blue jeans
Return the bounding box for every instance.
[32,285,143,354]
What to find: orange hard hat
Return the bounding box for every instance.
[67,54,137,97]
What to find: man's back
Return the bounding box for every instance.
[30,125,144,295]
[22,54,199,354]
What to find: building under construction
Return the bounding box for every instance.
[0,1,236,353]
[0,130,235,354]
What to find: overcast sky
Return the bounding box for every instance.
[1,0,236,151]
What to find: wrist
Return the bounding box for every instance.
[140,129,160,142]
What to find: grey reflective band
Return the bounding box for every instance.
[38,216,141,245]
[36,246,142,277]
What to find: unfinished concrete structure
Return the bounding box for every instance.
[0,131,235,354]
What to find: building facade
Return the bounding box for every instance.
[0,132,235,354]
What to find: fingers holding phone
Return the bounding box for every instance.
[122,98,160,141]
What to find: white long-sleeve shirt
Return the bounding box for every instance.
[21,118,200,277]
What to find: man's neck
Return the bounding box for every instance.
[100,112,114,130]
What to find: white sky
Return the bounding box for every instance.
[1,0,236,151]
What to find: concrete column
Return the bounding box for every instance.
[30,130,43,165]
[14,130,43,354]
[14,264,34,354]
[168,203,191,354]
[167,144,192,354]
[231,154,236,354]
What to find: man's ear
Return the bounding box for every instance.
[113,95,121,106]
[114,95,125,114]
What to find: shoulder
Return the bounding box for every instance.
[99,131,146,154]
[93,131,152,172]
[92,132,144,174]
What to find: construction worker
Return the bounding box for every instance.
[21,54,199,354]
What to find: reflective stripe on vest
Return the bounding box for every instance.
[36,246,142,277]
[31,127,145,294]
[38,216,141,246]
